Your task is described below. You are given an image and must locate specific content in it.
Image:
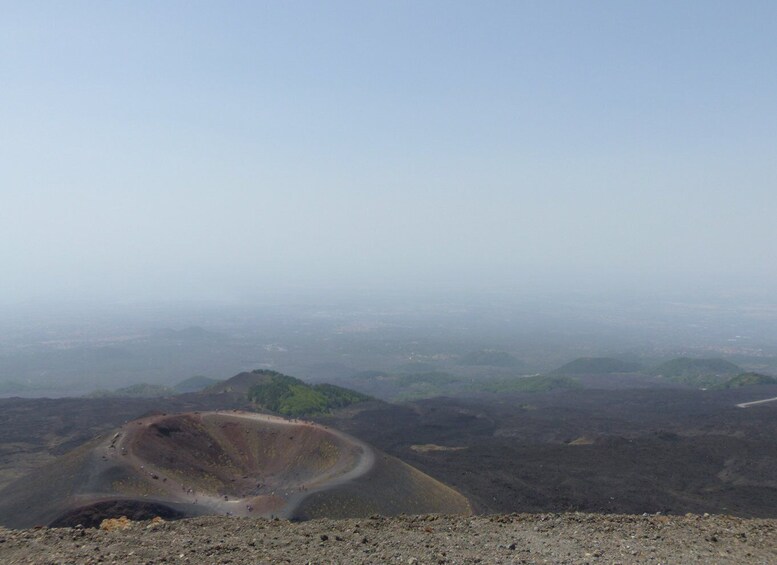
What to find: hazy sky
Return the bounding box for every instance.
[2,1,776,303]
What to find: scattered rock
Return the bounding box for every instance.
[0,513,774,564]
[99,516,132,532]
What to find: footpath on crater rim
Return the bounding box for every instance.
[1,512,775,564]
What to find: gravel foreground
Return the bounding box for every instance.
[1,512,775,565]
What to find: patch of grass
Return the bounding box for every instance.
[247,373,371,417]
[715,372,777,389]
[650,357,742,387]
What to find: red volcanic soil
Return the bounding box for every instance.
[0,411,470,528]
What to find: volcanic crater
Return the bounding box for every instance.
[0,411,470,528]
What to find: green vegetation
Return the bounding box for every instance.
[548,357,641,375]
[716,372,777,389]
[349,371,463,401]
[474,375,581,394]
[345,370,578,401]
[392,372,466,400]
[458,350,523,368]
[208,369,289,394]
[314,383,373,408]
[247,373,371,417]
[651,357,742,387]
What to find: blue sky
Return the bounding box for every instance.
[1,2,776,302]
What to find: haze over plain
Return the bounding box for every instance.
[2,1,776,305]
[5,6,777,553]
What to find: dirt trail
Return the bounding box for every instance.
[736,396,777,408]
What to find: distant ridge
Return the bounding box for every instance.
[208,369,372,417]
[173,375,222,393]
[717,372,777,389]
[207,369,287,394]
[457,350,523,368]
[650,357,742,387]
[88,383,174,398]
[548,357,641,375]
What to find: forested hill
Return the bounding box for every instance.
[242,371,372,417]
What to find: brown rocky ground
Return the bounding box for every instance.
[1,512,775,564]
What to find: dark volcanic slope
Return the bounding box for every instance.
[322,384,777,518]
[3,380,777,522]
[0,411,470,529]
